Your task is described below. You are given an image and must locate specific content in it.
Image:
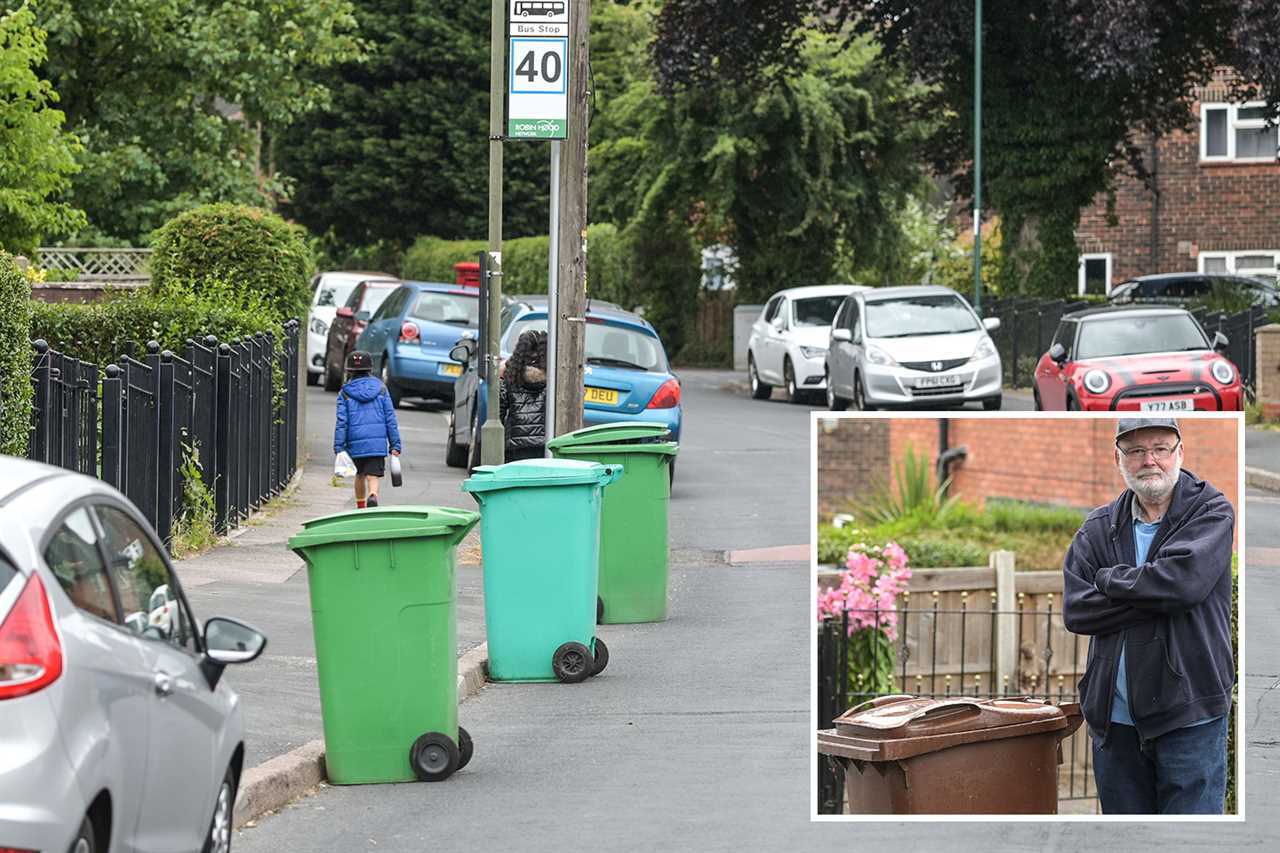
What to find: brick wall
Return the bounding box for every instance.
[815,418,891,518]
[1076,74,1280,284]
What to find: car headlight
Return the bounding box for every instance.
[1211,360,1235,384]
[310,317,328,336]
[865,345,897,367]
[799,345,826,359]
[1083,369,1111,394]
[972,337,995,360]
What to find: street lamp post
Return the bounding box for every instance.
[973,0,983,315]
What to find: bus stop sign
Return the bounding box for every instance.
[507,0,569,139]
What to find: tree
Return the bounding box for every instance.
[654,1,1280,296]
[276,1,551,251]
[0,3,83,254]
[36,0,364,245]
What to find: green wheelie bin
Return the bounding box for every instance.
[287,506,479,784]
[462,458,623,683]
[547,422,677,624]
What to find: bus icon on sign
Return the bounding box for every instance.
[515,1,565,16]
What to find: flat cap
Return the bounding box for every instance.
[1115,417,1180,443]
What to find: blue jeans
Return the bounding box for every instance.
[1091,718,1228,814]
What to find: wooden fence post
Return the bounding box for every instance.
[993,549,1017,694]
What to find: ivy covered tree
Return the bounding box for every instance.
[0,3,83,254]
[654,0,1280,295]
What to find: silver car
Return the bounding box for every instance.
[0,456,266,853]
[824,285,1003,410]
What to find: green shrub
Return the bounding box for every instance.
[850,443,957,527]
[402,236,487,283]
[0,254,34,456]
[503,235,552,294]
[149,203,315,322]
[982,500,1087,534]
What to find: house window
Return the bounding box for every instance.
[1199,250,1280,286]
[1200,102,1279,162]
[1078,253,1113,296]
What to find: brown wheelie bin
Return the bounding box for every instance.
[817,695,1084,814]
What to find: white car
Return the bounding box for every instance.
[306,271,397,384]
[747,284,870,403]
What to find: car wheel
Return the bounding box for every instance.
[467,415,482,474]
[1032,387,1043,411]
[784,358,804,404]
[68,815,96,853]
[852,371,876,411]
[826,368,849,411]
[381,358,402,409]
[1066,393,1080,411]
[982,395,1002,411]
[445,412,468,468]
[201,766,236,853]
[748,354,772,400]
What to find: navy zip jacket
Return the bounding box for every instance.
[333,375,402,460]
[1062,468,1234,743]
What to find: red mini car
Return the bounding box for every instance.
[1033,306,1244,411]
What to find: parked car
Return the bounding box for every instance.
[1107,272,1280,308]
[446,298,681,472]
[0,455,266,853]
[1033,305,1244,411]
[355,280,481,407]
[824,285,1003,411]
[747,284,871,403]
[306,271,397,385]
[322,279,402,391]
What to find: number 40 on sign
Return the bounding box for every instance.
[506,0,570,139]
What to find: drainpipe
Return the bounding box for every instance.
[936,420,969,493]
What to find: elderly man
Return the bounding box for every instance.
[1062,417,1235,814]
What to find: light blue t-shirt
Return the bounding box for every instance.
[1111,504,1220,730]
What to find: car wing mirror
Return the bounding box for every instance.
[831,328,852,343]
[450,341,475,363]
[1213,331,1229,351]
[1048,342,1067,364]
[336,306,354,318]
[355,310,371,323]
[983,317,1001,332]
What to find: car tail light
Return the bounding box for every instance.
[0,573,63,700]
[0,847,40,853]
[399,322,420,344]
[646,379,681,409]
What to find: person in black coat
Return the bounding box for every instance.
[499,329,548,462]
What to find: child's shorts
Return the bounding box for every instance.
[353,455,385,477]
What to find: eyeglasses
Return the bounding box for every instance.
[1117,440,1181,462]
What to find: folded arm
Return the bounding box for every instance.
[1062,525,1156,636]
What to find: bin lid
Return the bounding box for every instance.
[817,696,1080,762]
[461,458,623,494]
[287,505,480,551]
[546,421,672,449]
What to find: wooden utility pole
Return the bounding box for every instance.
[553,0,589,434]
[481,0,506,465]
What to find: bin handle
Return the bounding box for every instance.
[845,694,916,716]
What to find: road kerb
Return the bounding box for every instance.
[1247,466,1280,493]
[233,642,490,830]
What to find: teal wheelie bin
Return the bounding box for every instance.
[462,458,622,683]
[287,506,479,784]
[547,422,677,624]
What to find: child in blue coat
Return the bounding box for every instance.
[334,350,402,508]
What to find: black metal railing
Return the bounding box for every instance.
[26,322,301,544]
[817,601,1094,814]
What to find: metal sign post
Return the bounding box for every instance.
[546,141,561,450]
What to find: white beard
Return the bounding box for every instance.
[1122,462,1181,506]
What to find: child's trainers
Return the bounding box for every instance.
[366,494,379,508]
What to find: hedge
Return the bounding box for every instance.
[150,203,316,322]
[0,254,34,456]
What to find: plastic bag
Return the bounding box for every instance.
[334,451,357,478]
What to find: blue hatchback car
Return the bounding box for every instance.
[445,298,682,469]
[356,281,480,406]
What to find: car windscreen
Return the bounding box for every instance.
[865,295,980,338]
[410,290,480,326]
[792,296,846,327]
[1075,314,1209,359]
[506,318,669,372]
[360,286,398,314]
[315,281,359,308]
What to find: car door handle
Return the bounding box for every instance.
[153,672,174,697]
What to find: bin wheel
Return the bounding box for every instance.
[591,637,609,676]
[551,641,593,683]
[457,726,474,771]
[409,732,459,782]
[597,596,604,624]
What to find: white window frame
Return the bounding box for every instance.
[1200,101,1279,163]
[1198,250,1280,282]
[1077,253,1113,296]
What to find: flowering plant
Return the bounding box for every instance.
[817,540,912,699]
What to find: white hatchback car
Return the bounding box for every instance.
[306,271,397,384]
[824,285,1003,410]
[747,284,870,403]
[0,456,266,853]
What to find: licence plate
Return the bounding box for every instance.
[438,362,463,377]
[914,374,960,389]
[584,386,619,405]
[1140,398,1194,412]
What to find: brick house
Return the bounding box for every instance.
[1074,71,1280,295]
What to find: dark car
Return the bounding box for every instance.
[1107,273,1279,308]
[321,280,401,391]
[1033,306,1243,411]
